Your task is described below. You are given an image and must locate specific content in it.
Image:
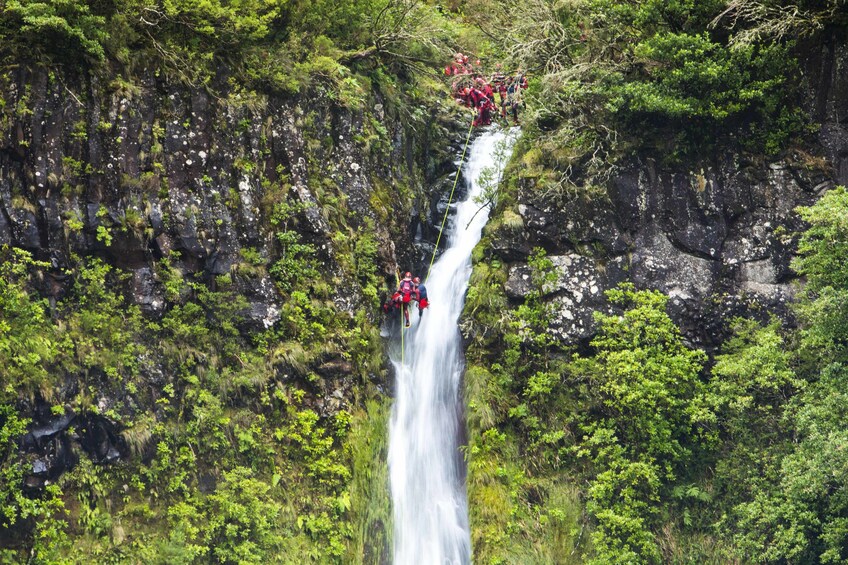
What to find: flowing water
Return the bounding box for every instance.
[388,128,517,564]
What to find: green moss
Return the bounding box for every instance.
[346,398,392,565]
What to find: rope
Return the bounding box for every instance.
[400,303,405,367]
[425,115,476,284]
[395,268,405,367]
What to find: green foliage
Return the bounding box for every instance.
[586,459,662,564]
[0,405,69,560]
[794,186,848,292]
[62,257,143,387]
[713,186,848,563]
[345,399,392,565]
[491,0,805,173]
[731,363,848,563]
[205,467,282,563]
[0,236,392,562]
[158,0,283,43]
[462,181,848,562]
[4,0,109,60]
[575,285,708,466]
[609,32,801,155]
[0,2,464,561]
[269,197,319,294]
[0,247,58,398]
[464,248,589,563]
[793,186,848,362]
[569,284,708,563]
[708,319,801,449]
[331,219,383,308]
[0,0,457,101]
[464,243,723,562]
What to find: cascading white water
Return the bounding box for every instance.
[388,128,517,565]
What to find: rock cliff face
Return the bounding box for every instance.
[0,65,460,486]
[494,38,847,350]
[0,67,457,318]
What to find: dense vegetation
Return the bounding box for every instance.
[471,0,848,184]
[460,1,848,563]
[0,0,462,91]
[464,187,848,563]
[0,246,387,562]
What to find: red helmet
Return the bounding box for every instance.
[413,277,420,284]
[404,272,412,278]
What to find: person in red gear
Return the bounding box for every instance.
[467,87,493,127]
[498,80,509,117]
[396,272,416,327]
[459,86,473,107]
[482,81,496,126]
[480,79,494,102]
[413,277,428,316]
[467,87,482,125]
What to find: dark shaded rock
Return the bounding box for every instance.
[316,358,355,379]
[0,206,12,245]
[502,147,823,349]
[6,205,40,249]
[77,414,125,464]
[131,266,165,315]
[22,411,75,449]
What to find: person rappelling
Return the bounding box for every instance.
[382,271,429,327]
[413,277,428,316]
[396,272,416,327]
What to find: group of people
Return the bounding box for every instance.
[381,55,528,331]
[445,53,528,127]
[383,272,429,328]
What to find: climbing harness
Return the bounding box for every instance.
[425,115,476,284]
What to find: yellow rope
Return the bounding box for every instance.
[400,302,405,367]
[425,115,476,284]
[395,268,405,367]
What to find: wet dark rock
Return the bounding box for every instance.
[20,410,79,486]
[504,149,830,350]
[198,472,218,494]
[506,253,627,343]
[131,267,165,315]
[0,66,456,323]
[24,412,75,444]
[316,359,355,378]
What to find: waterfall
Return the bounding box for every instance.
[388,128,518,564]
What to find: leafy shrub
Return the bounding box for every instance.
[3,0,108,60]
